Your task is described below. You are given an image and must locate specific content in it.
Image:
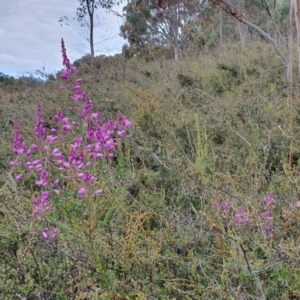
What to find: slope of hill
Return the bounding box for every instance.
[1,42,300,299]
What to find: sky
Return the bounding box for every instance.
[0,0,126,77]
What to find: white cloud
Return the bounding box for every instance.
[0,0,126,76]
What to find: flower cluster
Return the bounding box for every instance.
[10,39,132,240]
[13,121,27,156]
[34,103,47,141]
[213,194,275,239]
[60,38,76,80]
[261,193,275,238]
[213,201,249,227]
[213,201,230,214]
[232,207,250,227]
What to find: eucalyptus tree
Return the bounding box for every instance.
[121,0,207,60]
[210,0,294,82]
[120,0,150,58]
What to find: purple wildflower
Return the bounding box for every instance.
[13,121,27,156]
[232,207,249,227]
[94,189,103,195]
[118,113,132,128]
[261,193,275,238]
[42,227,59,239]
[213,201,230,214]
[15,174,23,181]
[10,161,18,167]
[78,188,86,196]
[34,103,47,141]
[61,38,76,80]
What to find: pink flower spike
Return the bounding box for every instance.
[52,149,63,158]
[13,121,27,156]
[15,174,23,181]
[46,135,58,142]
[233,207,249,227]
[27,165,34,171]
[51,228,59,238]
[52,148,60,154]
[42,231,49,239]
[61,70,68,80]
[91,113,99,119]
[123,119,132,128]
[32,160,41,166]
[85,145,92,152]
[117,130,126,136]
[77,172,84,178]
[31,144,39,150]
[62,124,71,131]
[35,180,43,186]
[74,85,81,93]
[10,161,18,167]
[35,164,43,171]
[62,117,69,124]
[51,128,58,134]
[213,202,221,209]
[26,149,32,157]
[78,188,86,196]
[53,179,60,186]
[76,78,83,83]
[33,197,39,205]
[63,162,70,169]
[94,189,103,195]
[53,189,60,195]
[76,162,84,169]
[93,153,103,159]
[221,202,230,214]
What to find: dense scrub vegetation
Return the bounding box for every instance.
[1,41,300,299]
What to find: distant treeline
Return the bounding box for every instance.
[0,72,45,86]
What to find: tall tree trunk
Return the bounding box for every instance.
[87,0,95,70]
[219,9,223,45]
[294,0,300,75]
[174,46,179,61]
[238,22,246,49]
[89,13,94,69]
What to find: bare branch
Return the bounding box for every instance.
[211,0,289,68]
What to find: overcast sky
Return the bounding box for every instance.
[0,0,126,77]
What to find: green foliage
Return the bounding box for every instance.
[121,0,205,60]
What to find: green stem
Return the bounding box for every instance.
[86,192,112,295]
[88,234,111,294]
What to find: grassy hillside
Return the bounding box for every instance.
[1,42,300,299]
